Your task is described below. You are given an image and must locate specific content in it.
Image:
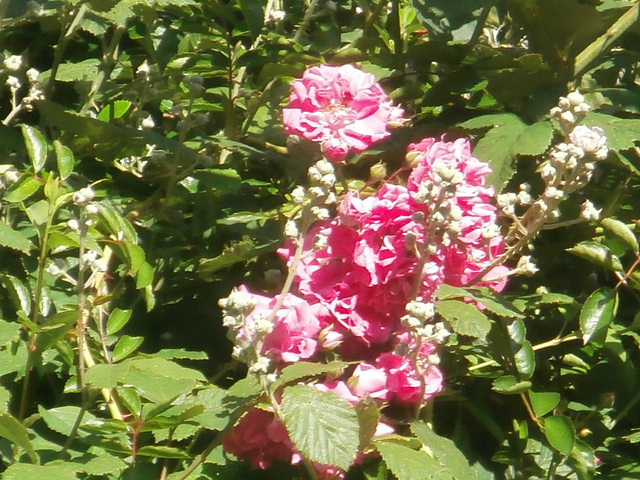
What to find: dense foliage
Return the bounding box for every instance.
[1,0,640,479]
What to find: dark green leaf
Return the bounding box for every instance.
[97,101,132,122]
[136,262,154,289]
[281,385,359,470]
[137,445,189,459]
[3,463,77,480]
[579,287,618,344]
[111,335,144,362]
[276,361,351,387]
[514,341,535,379]
[106,308,132,335]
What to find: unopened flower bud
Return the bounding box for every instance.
[3,55,22,71]
[291,186,306,203]
[284,220,299,238]
[85,203,99,215]
[315,159,334,176]
[566,90,584,107]
[3,170,19,184]
[406,150,421,168]
[370,161,387,180]
[580,200,601,221]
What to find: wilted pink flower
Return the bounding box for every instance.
[223,408,301,469]
[283,64,404,162]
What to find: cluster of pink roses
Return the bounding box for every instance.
[221,65,509,478]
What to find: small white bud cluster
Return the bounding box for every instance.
[266,9,286,25]
[402,300,435,329]
[183,74,204,96]
[73,186,95,206]
[22,67,45,110]
[45,258,66,276]
[514,255,539,277]
[81,250,108,273]
[0,167,20,192]
[136,61,161,83]
[284,160,338,241]
[549,90,591,134]
[139,111,155,130]
[580,199,601,221]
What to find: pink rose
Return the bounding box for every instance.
[283,64,404,162]
[223,408,300,469]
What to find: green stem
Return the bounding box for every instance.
[294,0,320,43]
[574,3,640,77]
[18,200,56,421]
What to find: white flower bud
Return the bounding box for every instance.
[140,114,155,130]
[3,170,19,184]
[580,200,601,221]
[223,288,257,313]
[26,68,40,83]
[516,255,538,276]
[307,166,322,182]
[570,126,607,158]
[324,192,337,204]
[482,224,501,239]
[566,91,584,107]
[67,219,80,232]
[291,186,306,203]
[558,97,571,110]
[311,206,330,220]
[560,110,575,126]
[85,203,99,215]
[5,76,20,89]
[3,55,22,71]
[249,356,271,374]
[284,220,299,238]
[315,159,334,175]
[320,173,336,188]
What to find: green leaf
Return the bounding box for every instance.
[106,308,132,335]
[53,141,74,180]
[137,445,189,459]
[356,398,381,451]
[436,300,491,338]
[601,217,639,254]
[0,221,32,254]
[124,242,145,274]
[38,405,95,437]
[1,274,31,315]
[136,262,154,289]
[281,385,359,470]
[491,375,532,394]
[75,454,128,476]
[3,463,78,480]
[511,121,554,157]
[376,440,440,480]
[473,118,527,191]
[583,112,640,152]
[0,412,39,463]
[579,287,618,344]
[154,349,209,361]
[237,0,264,38]
[458,113,521,130]
[0,320,20,346]
[111,335,144,362]
[567,241,624,272]
[0,385,10,413]
[276,361,351,387]
[4,176,43,203]
[21,125,47,173]
[436,284,524,318]
[26,200,50,227]
[529,391,561,418]
[411,422,478,479]
[97,101,132,122]
[514,341,536,379]
[52,59,100,82]
[544,415,575,454]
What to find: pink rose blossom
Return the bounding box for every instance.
[223,408,300,469]
[283,64,404,162]
[236,286,322,363]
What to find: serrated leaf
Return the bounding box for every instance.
[53,140,74,180]
[567,241,624,272]
[411,422,478,480]
[0,221,32,254]
[106,308,132,335]
[376,440,440,480]
[0,385,10,413]
[529,391,561,418]
[276,361,351,387]
[544,415,575,454]
[75,454,128,476]
[511,121,554,157]
[579,287,618,344]
[436,300,491,338]
[21,125,47,173]
[601,217,639,254]
[38,405,95,437]
[491,375,532,394]
[26,199,50,227]
[473,119,527,191]
[583,112,640,152]
[0,412,38,463]
[356,399,381,451]
[154,348,209,361]
[4,176,42,203]
[3,463,77,480]
[0,320,20,346]
[458,113,521,130]
[53,59,100,82]
[281,385,359,470]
